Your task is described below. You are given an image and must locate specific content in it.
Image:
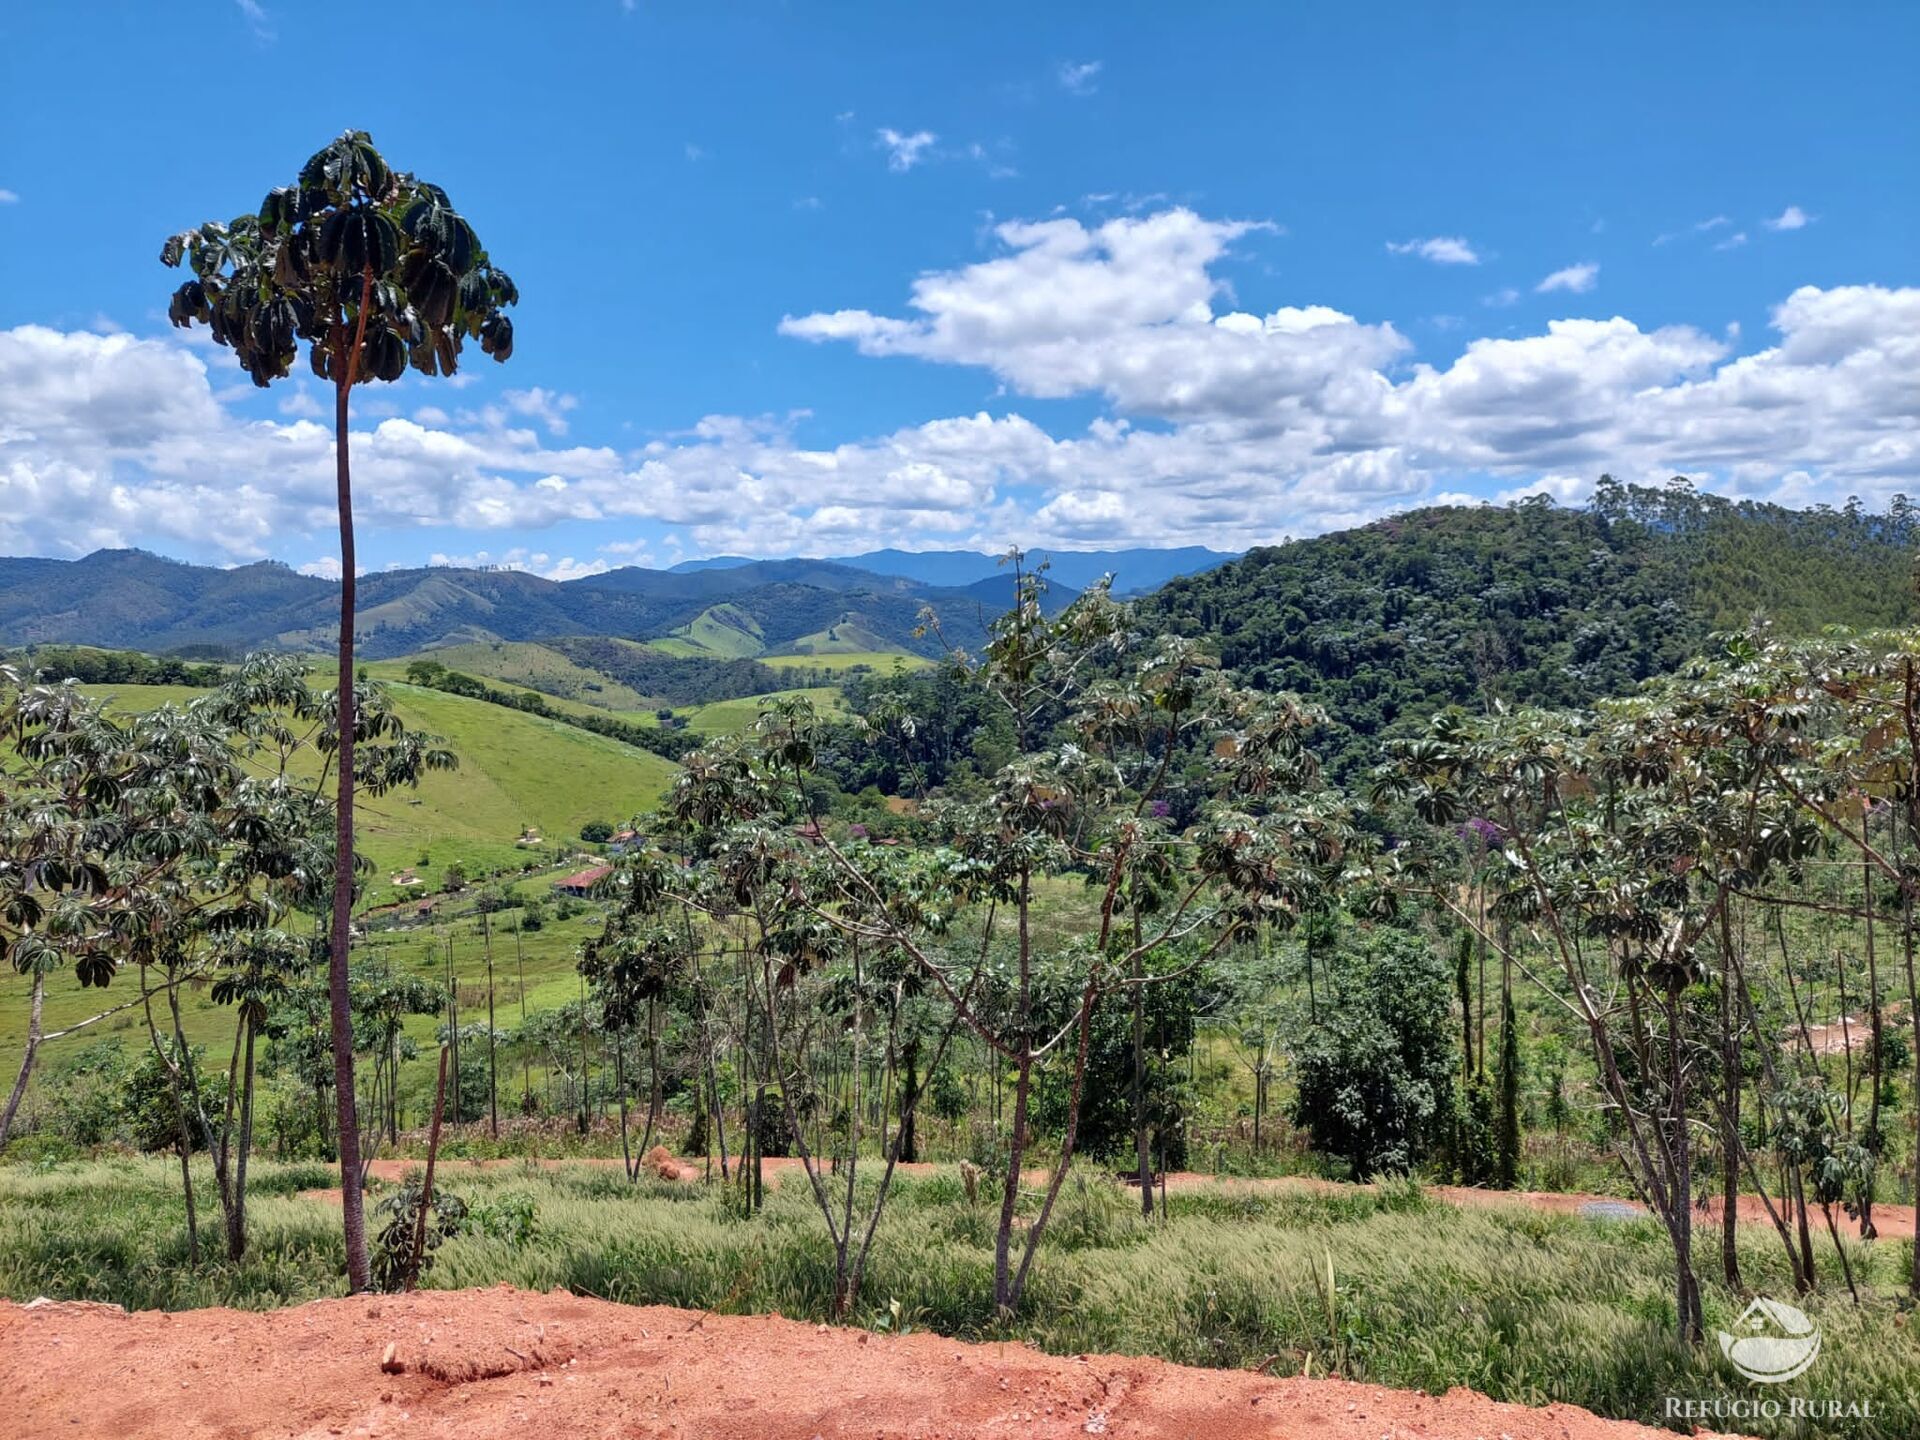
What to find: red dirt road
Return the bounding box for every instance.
[1,1285,1735,1440]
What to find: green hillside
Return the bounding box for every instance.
[684,685,844,736]
[1140,481,1920,777]
[75,680,678,899]
[670,603,766,658]
[364,641,660,710]
[760,650,932,674]
[779,619,894,654]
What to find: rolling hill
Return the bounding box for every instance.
[362,640,662,709]
[0,551,1079,661]
[1139,481,1920,777]
[672,546,1238,594]
[73,678,679,899]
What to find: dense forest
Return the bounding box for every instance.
[1139,478,1920,776]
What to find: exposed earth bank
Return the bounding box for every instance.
[3,1285,1737,1439]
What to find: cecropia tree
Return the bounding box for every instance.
[161,133,514,1287]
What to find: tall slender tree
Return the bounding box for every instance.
[162,131,516,1289]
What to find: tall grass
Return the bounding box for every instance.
[3,1157,1915,1437]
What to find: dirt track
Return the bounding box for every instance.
[1,1285,1735,1440]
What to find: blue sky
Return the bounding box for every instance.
[1,1,1915,577]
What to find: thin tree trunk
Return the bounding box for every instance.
[614,1039,634,1180]
[1718,912,1743,1292]
[234,1018,257,1260]
[1902,831,1920,1296]
[1132,934,1153,1217]
[1861,832,1881,1239]
[406,1048,449,1294]
[330,287,373,1293]
[992,870,1034,1314]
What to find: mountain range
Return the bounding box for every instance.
[0,547,1133,660]
[669,546,1237,594]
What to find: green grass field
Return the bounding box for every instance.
[72,680,676,898]
[682,685,844,735]
[364,641,663,711]
[668,603,766,658]
[759,650,932,673]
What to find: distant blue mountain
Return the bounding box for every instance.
[672,547,1238,594]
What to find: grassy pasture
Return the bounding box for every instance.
[760,650,933,673]
[682,685,844,735]
[363,641,662,711]
[72,681,676,895]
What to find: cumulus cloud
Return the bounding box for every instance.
[1765,204,1813,232]
[426,547,608,581]
[875,128,936,172]
[1387,236,1480,265]
[502,387,580,436]
[3,213,1916,563]
[1535,263,1599,295]
[781,209,1402,421]
[1057,60,1102,95]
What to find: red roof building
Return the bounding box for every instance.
[554,864,613,897]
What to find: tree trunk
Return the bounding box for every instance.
[232,1019,257,1263]
[993,871,1034,1315]
[1132,963,1153,1217]
[1718,922,1743,1292]
[331,353,370,1294]
[1903,860,1920,1296]
[0,969,45,1149]
[406,1048,449,1293]
[1860,837,1881,1239]
[993,1050,1031,1313]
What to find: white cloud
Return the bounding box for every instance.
[1765,204,1812,232]
[1482,287,1521,308]
[780,210,1392,421]
[1057,60,1102,95]
[1656,215,1729,246]
[1535,262,1599,295]
[0,189,18,205]
[1714,231,1749,252]
[875,128,936,172]
[684,143,708,163]
[426,547,608,581]
[502,387,579,436]
[3,213,1916,563]
[233,0,272,40]
[1386,236,1480,265]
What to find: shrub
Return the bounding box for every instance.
[1289,929,1454,1177]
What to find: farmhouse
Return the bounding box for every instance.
[554,863,613,897]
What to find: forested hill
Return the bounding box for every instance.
[1137,479,1920,777]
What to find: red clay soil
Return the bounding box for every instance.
[1,1285,1737,1440]
[324,1154,1916,1241]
